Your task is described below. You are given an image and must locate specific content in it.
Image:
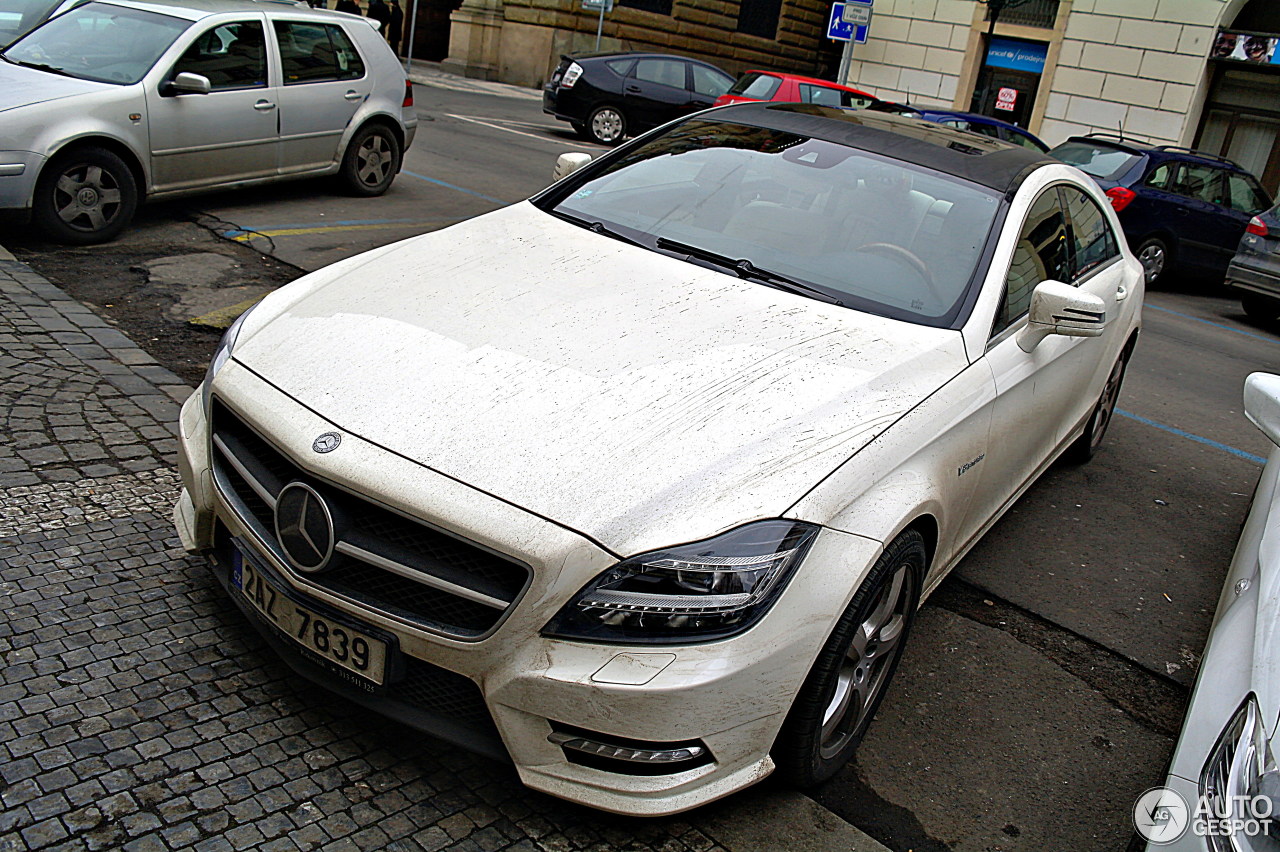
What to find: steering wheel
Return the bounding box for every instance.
[856,242,944,303]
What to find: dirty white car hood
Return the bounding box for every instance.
[0,63,108,112]
[234,203,969,554]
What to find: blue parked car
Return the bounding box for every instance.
[868,102,1048,152]
[1051,134,1272,286]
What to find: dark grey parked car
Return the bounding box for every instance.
[1226,201,1280,322]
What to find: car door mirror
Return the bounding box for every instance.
[1245,372,1280,448]
[552,152,592,182]
[169,72,212,95]
[1017,280,1107,352]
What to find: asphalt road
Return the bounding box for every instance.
[8,69,1280,852]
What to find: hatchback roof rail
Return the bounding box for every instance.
[1150,145,1241,167]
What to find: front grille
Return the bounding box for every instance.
[210,398,532,638]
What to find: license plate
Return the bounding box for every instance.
[232,549,388,685]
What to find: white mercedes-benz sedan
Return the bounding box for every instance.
[174,103,1144,815]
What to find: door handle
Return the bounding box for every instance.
[344,90,364,101]
[625,85,641,93]
[1116,283,1129,301]
[253,100,276,111]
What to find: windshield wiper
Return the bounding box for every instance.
[10,59,75,78]
[549,210,648,249]
[654,237,844,307]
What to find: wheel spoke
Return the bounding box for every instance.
[863,567,905,638]
[84,206,107,230]
[57,200,82,224]
[83,166,104,188]
[56,174,82,195]
[99,188,121,205]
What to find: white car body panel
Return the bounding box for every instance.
[233,201,970,557]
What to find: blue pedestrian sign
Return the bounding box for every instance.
[828,0,870,43]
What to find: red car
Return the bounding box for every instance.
[714,71,876,109]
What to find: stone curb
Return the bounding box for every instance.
[405,58,543,101]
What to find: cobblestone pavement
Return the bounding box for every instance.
[0,259,750,852]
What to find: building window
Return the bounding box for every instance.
[736,0,782,39]
[619,0,672,14]
[984,0,1058,29]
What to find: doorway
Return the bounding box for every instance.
[968,36,1046,130]
[1195,65,1280,197]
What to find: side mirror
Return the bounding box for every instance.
[1245,372,1280,448]
[1017,280,1106,352]
[552,152,592,182]
[169,72,211,95]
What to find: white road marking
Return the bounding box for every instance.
[445,114,608,149]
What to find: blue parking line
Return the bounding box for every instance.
[402,170,506,204]
[1146,304,1280,345]
[1117,408,1266,464]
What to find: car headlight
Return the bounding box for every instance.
[1200,696,1280,852]
[543,520,818,644]
[200,306,254,413]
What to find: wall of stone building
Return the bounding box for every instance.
[838,0,1248,149]
[448,0,838,89]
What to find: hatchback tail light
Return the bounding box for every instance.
[560,61,584,89]
[1247,215,1269,237]
[403,80,414,108]
[1105,186,1136,212]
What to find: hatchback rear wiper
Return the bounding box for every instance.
[548,210,648,249]
[654,237,845,307]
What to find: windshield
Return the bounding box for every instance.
[1051,141,1142,181]
[3,1,190,84]
[0,0,64,48]
[727,72,781,99]
[541,119,1001,326]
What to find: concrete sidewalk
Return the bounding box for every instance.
[0,249,892,851]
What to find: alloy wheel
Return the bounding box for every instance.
[356,134,393,187]
[819,563,913,759]
[53,164,123,233]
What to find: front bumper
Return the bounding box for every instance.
[174,364,880,814]
[0,150,43,211]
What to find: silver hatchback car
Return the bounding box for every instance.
[0,0,416,243]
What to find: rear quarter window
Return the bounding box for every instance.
[728,72,781,99]
[1052,141,1142,181]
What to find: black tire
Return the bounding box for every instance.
[773,529,924,787]
[587,105,626,145]
[1064,347,1130,464]
[1135,236,1171,287]
[340,123,401,197]
[32,147,138,245]
[1242,292,1280,324]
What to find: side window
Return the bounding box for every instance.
[275,21,365,85]
[1060,187,1119,280]
[842,92,874,108]
[1146,162,1176,191]
[968,123,1003,141]
[1172,162,1221,204]
[996,190,1069,335]
[171,20,266,90]
[633,58,685,89]
[799,83,843,107]
[605,58,635,75]
[1226,172,1271,214]
[691,64,731,97]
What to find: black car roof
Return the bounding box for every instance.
[712,102,1054,194]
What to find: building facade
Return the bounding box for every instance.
[840,0,1280,195]
[442,0,841,89]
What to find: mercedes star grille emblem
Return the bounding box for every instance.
[274,482,335,573]
[312,432,342,453]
